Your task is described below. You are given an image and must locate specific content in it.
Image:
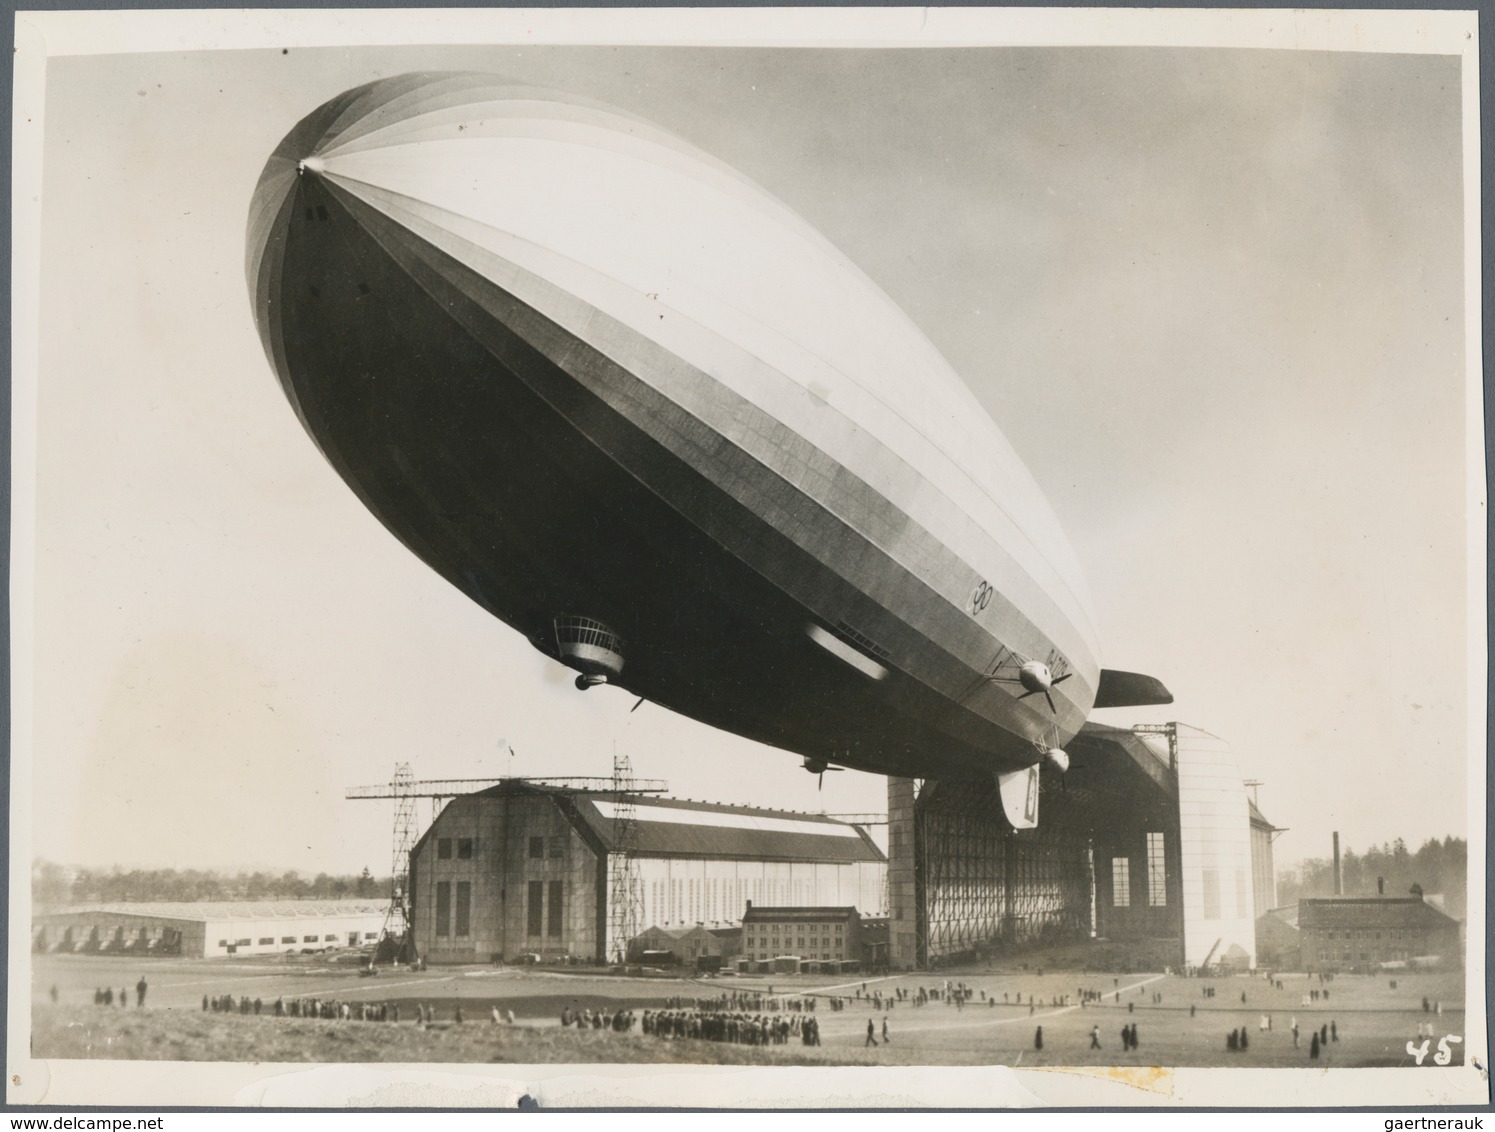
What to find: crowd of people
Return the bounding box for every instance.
[560,1005,636,1032]
[687,991,818,1014]
[196,993,515,1025]
[641,1008,823,1046]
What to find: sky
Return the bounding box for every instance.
[21,36,1477,880]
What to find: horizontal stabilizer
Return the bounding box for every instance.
[1094,669,1174,709]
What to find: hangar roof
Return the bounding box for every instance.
[458,783,885,863]
[742,905,861,923]
[37,900,386,924]
[1298,896,1461,930]
[574,795,884,863]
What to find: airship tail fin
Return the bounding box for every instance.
[996,765,1040,829]
[1093,669,1174,709]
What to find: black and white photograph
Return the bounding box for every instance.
[7,7,1487,1110]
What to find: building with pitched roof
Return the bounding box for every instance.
[1298,896,1462,972]
[409,782,885,965]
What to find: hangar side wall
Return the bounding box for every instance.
[635,858,884,931]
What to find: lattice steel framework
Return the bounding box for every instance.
[606,754,643,963]
[915,778,1093,963]
[383,763,417,953]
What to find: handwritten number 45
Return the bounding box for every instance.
[1407,1035,1462,1065]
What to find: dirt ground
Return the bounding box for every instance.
[29,952,1467,1068]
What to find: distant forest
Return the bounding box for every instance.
[31,859,390,907]
[1275,836,1467,920]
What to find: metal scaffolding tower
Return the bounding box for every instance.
[382,763,417,957]
[606,754,643,964]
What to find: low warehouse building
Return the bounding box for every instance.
[32,901,388,958]
[410,783,886,964]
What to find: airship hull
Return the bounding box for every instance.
[248,75,1111,781]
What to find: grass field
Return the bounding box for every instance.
[29,953,1466,1068]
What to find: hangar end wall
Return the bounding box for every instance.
[412,793,603,964]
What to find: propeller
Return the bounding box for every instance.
[1032,726,1069,774]
[1004,655,1072,715]
[802,757,844,790]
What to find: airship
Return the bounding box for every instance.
[246,73,1170,827]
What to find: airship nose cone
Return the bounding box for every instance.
[298,156,326,175]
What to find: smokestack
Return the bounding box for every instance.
[1378,876,1385,896]
[1333,832,1342,896]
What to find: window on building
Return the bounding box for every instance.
[457,838,474,859]
[364,932,379,940]
[1202,869,1220,920]
[436,881,451,938]
[527,880,544,936]
[1112,858,1131,908]
[218,940,228,947]
[282,936,296,944]
[303,935,317,943]
[1146,832,1166,906]
[548,880,564,938]
[323,934,336,942]
[456,881,471,938]
[528,837,544,859]
[258,937,274,945]
[237,938,252,946]
[548,837,564,859]
[437,838,452,860]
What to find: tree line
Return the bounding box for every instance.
[1275,836,1467,920]
[32,859,389,908]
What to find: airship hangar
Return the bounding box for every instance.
[400,722,1276,972]
[246,75,1271,974]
